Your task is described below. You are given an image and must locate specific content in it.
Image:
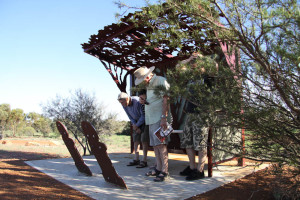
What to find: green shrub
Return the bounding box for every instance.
[48,132,60,138]
[3,130,13,137]
[21,127,37,136]
[33,132,43,137]
[116,121,131,135]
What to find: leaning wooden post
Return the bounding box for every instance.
[130,124,134,154]
[238,127,245,166]
[81,121,128,189]
[56,121,92,176]
[207,127,213,177]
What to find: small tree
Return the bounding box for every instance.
[26,112,52,137]
[117,0,300,191]
[42,89,113,155]
[8,108,25,137]
[118,0,300,167]
[0,104,11,138]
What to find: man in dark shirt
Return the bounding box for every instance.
[178,53,215,181]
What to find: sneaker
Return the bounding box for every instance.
[185,169,205,181]
[179,166,193,176]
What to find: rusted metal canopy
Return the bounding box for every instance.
[82,15,175,70]
[81,11,221,70]
[81,9,232,123]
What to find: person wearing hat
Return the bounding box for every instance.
[118,92,149,168]
[133,66,171,182]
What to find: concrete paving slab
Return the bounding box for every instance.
[26,152,268,200]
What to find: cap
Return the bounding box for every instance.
[117,92,129,100]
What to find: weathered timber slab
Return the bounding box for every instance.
[81,121,127,189]
[56,121,92,176]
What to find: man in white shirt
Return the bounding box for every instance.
[133,66,171,182]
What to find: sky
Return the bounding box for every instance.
[0,0,151,121]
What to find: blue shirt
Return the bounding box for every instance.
[123,96,145,127]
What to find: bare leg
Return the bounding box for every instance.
[158,144,168,173]
[197,150,207,172]
[186,148,196,169]
[185,149,206,181]
[142,142,148,162]
[154,146,162,171]
[134,141,140,161]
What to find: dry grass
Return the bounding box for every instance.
[0,135,131,158]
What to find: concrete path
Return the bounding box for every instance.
[26,152,268,200]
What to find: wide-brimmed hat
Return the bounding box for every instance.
[133,66,155,85]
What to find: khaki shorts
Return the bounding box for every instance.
[149,121,169,146]
[132,124,150,143]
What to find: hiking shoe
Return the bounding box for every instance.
[186,169,205,181]
[127,160,140,166]
[179,166,193,176]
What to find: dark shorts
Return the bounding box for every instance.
[180,113,209,152]
[132,124,150,143]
